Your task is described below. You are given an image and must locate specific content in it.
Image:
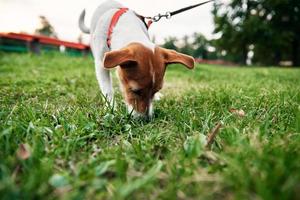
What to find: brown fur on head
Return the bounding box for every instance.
[103,43,194,117]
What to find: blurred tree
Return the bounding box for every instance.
[192,33,209,59]
[35,16,58,38]
[212,0,258,64]
[180,35,194,56]
[266,0,300,66]
[213,0,300,66]
[162,37,178,51]
[161,34,215,60]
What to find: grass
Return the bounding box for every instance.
[0,52,300,200]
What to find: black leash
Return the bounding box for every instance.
[147,0,215,23]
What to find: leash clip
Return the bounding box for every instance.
[152,12,171,22]
[147,0,214,24]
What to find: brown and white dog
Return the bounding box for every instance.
[79,0,194,118]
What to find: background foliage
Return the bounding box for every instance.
[161,0,300,66]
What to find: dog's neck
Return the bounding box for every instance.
[110,10,155,52]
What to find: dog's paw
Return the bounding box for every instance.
[154,92,163,101]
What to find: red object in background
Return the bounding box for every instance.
[0,32,90,50]
[195,58,236,66]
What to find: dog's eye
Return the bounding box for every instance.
[131,89,143,96]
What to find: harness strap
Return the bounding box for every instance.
[107,8,129,48]
[136,14,154,29]
[147,20,153,28]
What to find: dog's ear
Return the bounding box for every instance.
[103,48,136,69]
[159,47,195,69]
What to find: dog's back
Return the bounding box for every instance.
[79,0,150,51]
[90,0,124,33]
[79,0,124,34]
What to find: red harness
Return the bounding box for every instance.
[106,8,152,48]
[107,8,128,48]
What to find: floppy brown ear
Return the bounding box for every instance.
[160,48,195,69]
[103,48,136,69]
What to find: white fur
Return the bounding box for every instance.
[148,102,153,117]
[80,0,156,115]
[154,92,163,101]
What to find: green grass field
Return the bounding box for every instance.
[1,53,300,200]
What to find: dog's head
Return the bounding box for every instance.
[103,43,194,118]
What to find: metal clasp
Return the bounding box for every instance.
[152,12,172,22]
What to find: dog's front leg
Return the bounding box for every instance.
[94,59,114,106]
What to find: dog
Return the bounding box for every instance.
[79,0,195,118]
